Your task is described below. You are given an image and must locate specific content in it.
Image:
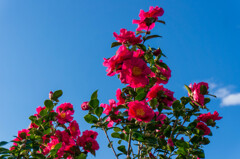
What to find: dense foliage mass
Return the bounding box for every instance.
[0,5,222,159]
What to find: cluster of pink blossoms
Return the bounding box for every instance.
[10,101,99,158]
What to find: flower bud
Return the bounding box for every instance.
[81,101,89,110]
[49,91,53,100]
[153,48,161,56]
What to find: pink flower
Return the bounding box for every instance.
[103,45,133,76]
[101,99,117,115]
[133,49,145,58]
[18,129,30,140]
[46,138,65,158]
[197,111,222,123]
[155,112,167,127]
[128,101,154,123]
[147,84,176,107]
[150,60,171,84]
[82,130,98,140]
[120,57,151,88]
[167,138,174,147]
[56,103,74,124]
[133,6,164,31]
[196,122,211,136]
[113,28,142,45]
[34,106,46,117]
[77,130,99,153]
[68,120,81,139]
[116,89,125,105]
[189,82,209,106]
[81,101,89,110]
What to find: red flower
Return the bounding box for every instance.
[128,101,154,123]
[189,82,209,106]
[113,28,142,45]
[133,6,164,31]
[116,89,125,105]
[68,120,81,139]
[81,101,89,110]
[197,111,222,123]
[120,57,151,88]
[196,122,211,136]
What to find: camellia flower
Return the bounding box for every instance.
[189,82,209,106]
[17,129,30,140]
[120,57,151,88]
[116,88,125,105]
[68,120,81,139]
[77,130,99,153]
[133,6,164,31]
[46,138,66,158]
[81,101,89,110]
[56,103,74,124]
[167,138,174,147]
[197,111,223,123]
[133,49,145,58]
[196,122,211,136]
[101,99,117,115]
[103,45,133,76]
[113,28,142,45]
[128,101,154,123]
[146,84,176,107]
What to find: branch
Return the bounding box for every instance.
[102,128,119,159]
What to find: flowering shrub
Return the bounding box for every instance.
[0,4,222,159]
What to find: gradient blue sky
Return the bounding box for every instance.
[0,0,240,158]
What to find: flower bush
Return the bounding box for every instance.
[0,4,222,159]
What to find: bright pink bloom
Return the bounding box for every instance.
[150,60,171,84]
[128,101,154,123]
[81,101,89,110]
[68,120,81,139]
[147,84,176,107]
[167,138,174,147]
[103,45,133,76]
[56,103,74,124]
[155,112,167,127]
[18,129,30,140]
[196,122,211,136]
[101,99,117,115]
[106,111,121,128]
[197,111,222,123]
[77,130,99,153]
[120,57,151,88]
[81,130,98,140]
[133,6,164,31]
[56,103,74,113]
[46,138,65,158]
[113,28,142,45]
[133,49,145,58]
[189,82,209,106]
[34,106,46,117]
[116,89,125,105]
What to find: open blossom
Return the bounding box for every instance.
[147,84,176,107]
[150,60,171,84]
[68,120,81,139]
[116,88,125,105]
[113,28,142,45]
[56,103,74,124]
[120,57,151,88]
[189,82,209,106]
[133,6,164,31]
[103,45,133,76]
[18,129,30,139]
[128,101,154,123]
[77,130,99,153]
[196,122,211,136]
[101,99,117,115]
[197,111,222,123]
[46,138,66,158]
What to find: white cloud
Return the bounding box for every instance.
[215,88,230,98]
[221,93,240,106]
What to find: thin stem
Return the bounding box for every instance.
[102,128,119,159]
[127,129,132,158]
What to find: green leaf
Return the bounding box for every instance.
[89,99,99,109]
[135,92,147,101]
[111,42,122,48]
[29,115,37,122]
[43,128,51,135]
[157,20,166,24]
[145,35,162,41]
[95,107,103,117]
[204,98,211,105]
[52,90,63,101]
[39,109,48,117]
[84,114,98,124]
[113,127,121,132]
[76,153,87,159]
[136,44,147,52]
[0,141,8,147]
[136,31,145,35]
[111,132,120,139]
[184,85,192,95]
[163,125,172,137]
[175,140,189,148]
[200,85,208,95]
[91,90,98,100]
[54,142,62,150]
[117,145,127,154]
[44,100,54,110]
[172,100,181,111]
[180,97,191,105]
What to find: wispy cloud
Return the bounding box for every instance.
[209,83,240,107]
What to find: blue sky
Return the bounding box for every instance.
[0,0,240,158]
